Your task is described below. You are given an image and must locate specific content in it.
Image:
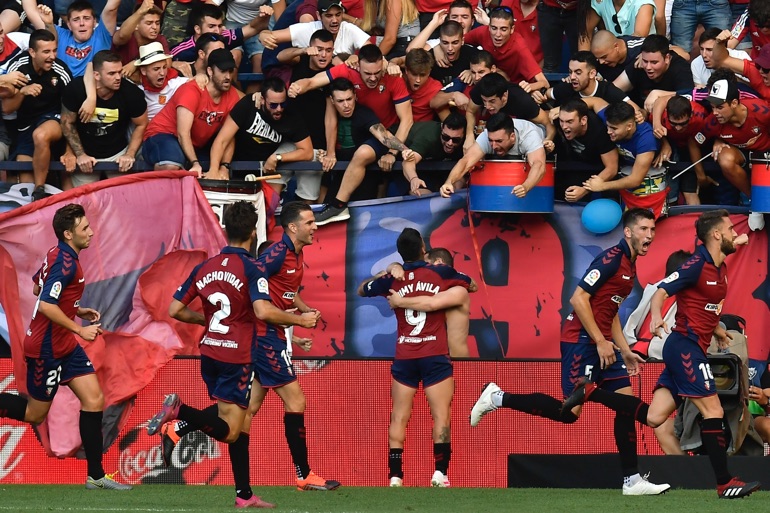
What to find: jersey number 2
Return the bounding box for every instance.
[207,292,231,334]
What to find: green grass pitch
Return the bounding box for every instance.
[0,485,766,513]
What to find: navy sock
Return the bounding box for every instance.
[433,442,451,474]
[80,411,104,480]
[501,393,578,423]
[0,393,27,421]
[389,448,404,479]
[614,412,638,477]
[177,404,229,442]
[284,413,311,479]
[229,433,252,500]
[701,417,731,485]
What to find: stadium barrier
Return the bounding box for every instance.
[1,356,760,488]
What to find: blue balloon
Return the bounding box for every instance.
[581,199,622,234]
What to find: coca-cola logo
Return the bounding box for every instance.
[0,375,25,481]
[118,425,221,485]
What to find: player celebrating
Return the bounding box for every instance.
[0,204,131,490]
[146,201,275,508]
[470,208,670,495]
[358,228,472,488]
[563,209,761,499]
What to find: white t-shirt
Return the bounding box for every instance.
[691,48,751,87]
[289,21,371,56]
[214,0,281,25]
[476,118,544,157]
[139,76,189,121]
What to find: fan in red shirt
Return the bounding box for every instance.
[703,78,770,229]
[707,40,770,101]
[461,7,548,92]
[404,48,446,122]
[729,3,770,58]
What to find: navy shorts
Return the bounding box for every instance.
[200,355,254,408]
[26,344,95,402]
[561,335,631,398]
[142,133,186,168]
[253,334,296,388]
[13,112,61,158]
[656,331,716,399]
[391,355,453,389]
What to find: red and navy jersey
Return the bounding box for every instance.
[174,246,262,364]
[362,261,471,360]
[702,98,770,151]
[658,244,727,353]
[561,239,636,343]
[254,233,304,340]
[24,242,85,359]
[662,101,710,148]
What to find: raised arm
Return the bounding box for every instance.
[101,0,122,35]
[113,0,154,46]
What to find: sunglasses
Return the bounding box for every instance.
[490,6,516,21]
[441,133,463,144]
[668,118,690,127]
[268,101,287,109]
[755,63,770,74]
[611,14,622,34]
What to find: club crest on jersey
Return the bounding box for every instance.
[46,387,53,396]
[753,126,760,134]
[704,381,710,391]
[379,84,385,93]
[50,281,62,299]
[663,271,679,283]
[257,277,269,294]
[583,269,600,286]
[51,77,58,87]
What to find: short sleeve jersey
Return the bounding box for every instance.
[549,80,628,106]
[326,64,410,128]
[229,95,310,161]
[625,53,694,106]
[658,244,727,353]
[408,76,443,122]
[361,261,471,359]
[253,233,304,341]
[289,21,371,57]
[597,107,659,166]
[6,53,72,129]
[597,36,644,82]
[561,238,636,343]
[661,100,711,148]
[56,22,112,77]
[463,28,541,83]
[174,247,262,363]
[24,242,85,359]
[702,98,770,151]
[143,80,241,148]
[556,110,615,164]
[62,76,147,158]
[470,83,541,121]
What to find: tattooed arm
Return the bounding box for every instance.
[60,105,96,173]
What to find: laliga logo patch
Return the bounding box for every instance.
[695,132,706,144]
[257,277,269,294]
[49,281,62,299]
[663,271,679,283]
[583,269,600,286]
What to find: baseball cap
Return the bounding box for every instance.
[206,48,237,71]
[754,43,770,70]
[707,79,738,106]
[318,0,345,13]
[134,42,172,67]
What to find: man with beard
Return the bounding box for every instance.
[207,78,315,199]
[440,112,546,198]
[2,30,72,200]
[60,50,147,187]
[134,42,188,121]
[563,210,761,500]
[142,49,243,176]
[259,0,370,63]
[554,99,618,202]
[470,208,670,496]
[402,112,466,196]
[539,51,629,107]
[613,35,694,108]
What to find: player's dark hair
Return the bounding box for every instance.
[359,44,383,64]
[405,48,434,74]
[749,0,770,28]
[666,96,693,120]
[470,50,494,68]
[257,240,276,255]
[140,6,163,17]
[92,50,122,72]
[604,102,635,124]
[448,0,473,13]
[224,201,258,243]
[281,201,312,230]
[30,29,56,52]
[486,112,514,134]
[329,77,355,94]
[570,50,598,70]
[442,111,465,131]
[439,20,463,38]
[476,72,508,98]
[665,249,692,275]
[560,99,590,119]
[195,33,226,55]
[695,209,730,243]
[397,228,424,262]
[67,0,95,17]
[640,34,670,56]
[698,27,723,45]
[53,203,86,241]
[262,77,286,95]
[426,247,454,267]
[622,207,654,229]
[193,4,224,28]
[489,6,514,24]
[310,29,334,44]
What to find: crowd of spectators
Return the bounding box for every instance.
[1,0,770,228]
